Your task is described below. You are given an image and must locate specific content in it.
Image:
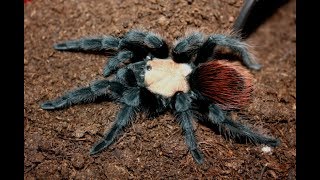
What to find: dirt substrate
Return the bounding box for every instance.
[24,0,296,179]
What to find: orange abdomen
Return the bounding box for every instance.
[190,60,254,110]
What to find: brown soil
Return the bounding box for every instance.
[24,0,296,179]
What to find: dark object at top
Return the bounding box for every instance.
[233,0,289,38]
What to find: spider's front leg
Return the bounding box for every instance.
[207,104,280,146]
[40,80,126,110]
[174,92,204,164]
[53,36,120,52]
[194,34,261,70]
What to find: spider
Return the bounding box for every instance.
[40,29,279,164]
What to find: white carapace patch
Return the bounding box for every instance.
[144,58,192,97]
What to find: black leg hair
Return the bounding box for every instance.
[115,67,138,87]
[54,36,120,52]
[90,87,141,154]
[90,105,138,155]
[194,34,261,70]
[103,51,134,77]
[119,29,169,59]
[207,104,280,147]
[53,30,169,57]
[174,92,204,164]
[171,32,205,63]
[40,80,126,110]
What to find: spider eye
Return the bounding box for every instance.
[146,65,152,71]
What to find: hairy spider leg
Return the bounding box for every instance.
[171,32,205,63]
[53,36,120,52]
[103,51,134,77]
[52,30,169,77]
[89,86,143,155]
[207,104,280,147]
[119,30,169,59]
[103,30,169,77]
[194,34,261,70]
[90,64,162,154]
[40,80,126,110]
[90,105,138,155]
[174,92,204,164]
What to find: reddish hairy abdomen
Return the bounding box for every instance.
[192,60,254,110]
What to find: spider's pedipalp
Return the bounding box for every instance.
[40,80,125,110]
[195,34,261,70]
[115,67,138,87]
[90,105,138,155]
[53,36,120,52]
[174,92,204,164]
[172,32,205,63]
[103,51,134,77]
[208,104,280,147]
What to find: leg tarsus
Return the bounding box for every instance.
[40,80,125,110]
[41,87,95,110]
[208,104,280,147]
[191,149,204,164]
[174,92,204,164]
[176,110,204,164]
[89,105,137,155]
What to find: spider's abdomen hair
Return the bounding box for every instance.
[190,60,254,110]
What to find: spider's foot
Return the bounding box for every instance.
[191,149,204,164]
[53,42,71,51]
[264,137,281,147]
[103,67,112,77]
[89,140,108,155]
[40,99,67,110]
[247,63,262,70]
[40,101,57,110]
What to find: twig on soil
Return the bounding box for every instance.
[57,134,91,142]
[258,163,268,180]
[24,162,40,174]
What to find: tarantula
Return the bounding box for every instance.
[40,29,279,164]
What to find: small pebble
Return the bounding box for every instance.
[229,16,234,22]
[261,146,272,153]
[71,153,85,169]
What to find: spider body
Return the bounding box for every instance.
[41,29,279,164]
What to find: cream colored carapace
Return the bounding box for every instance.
[144,58,193,97]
